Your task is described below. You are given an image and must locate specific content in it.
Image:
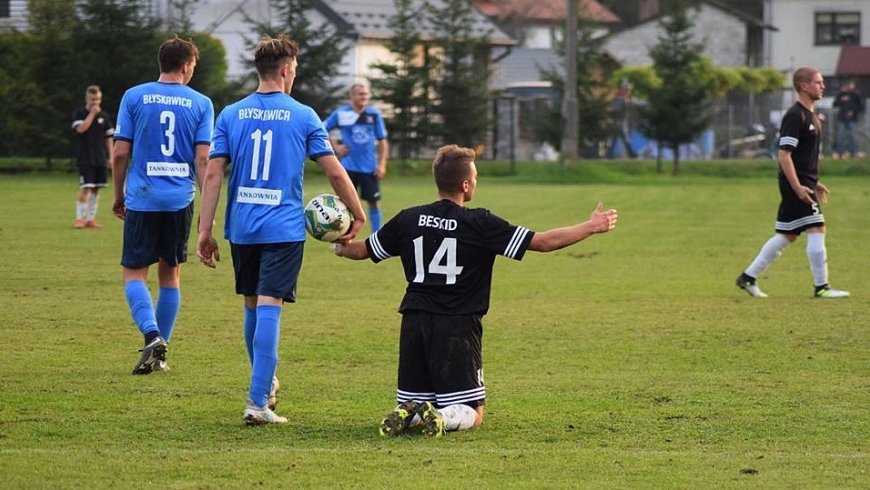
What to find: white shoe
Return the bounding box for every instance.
[243,401,287,425]
[814,287,850,299]
[736,275,768,298]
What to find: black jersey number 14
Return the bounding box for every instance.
[412,236,464,284]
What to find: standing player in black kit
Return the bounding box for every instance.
[736,66,849,299]
[334,144,618,436]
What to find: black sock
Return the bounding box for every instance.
[144,331,160,345]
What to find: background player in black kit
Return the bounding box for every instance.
[334,144,618,436]
[71,85,114,229]
[736,67,849,299]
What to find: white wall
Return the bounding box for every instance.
[768,0,870,77]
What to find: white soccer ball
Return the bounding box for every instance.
[304,194,352,242]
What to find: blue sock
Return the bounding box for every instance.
[155,287,181,342]
[249,305,281,407]
[370,206,382,231]
[124,280,158,338]
[244,305,256,365]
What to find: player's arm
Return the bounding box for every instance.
[316,154,366,241]
[196,156,226,268]
[528,202,617,252]
[193,143,210,191]
[111,140,131,219]
[375,138,388,178]
[333,241,369,260]
[75,107,99,134]
[105,136,114,162]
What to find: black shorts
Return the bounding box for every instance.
[775,179,825,234]
[395,311,485,409]
[121,203,194,269]
[78,165,108,188]
[229,241,303,302]
[347,170,381,202]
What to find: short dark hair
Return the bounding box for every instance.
[158,36,199,74]
[254,35,299,76]
[792,66,819,92]
[85,85,101,97]
[432,145,476,193]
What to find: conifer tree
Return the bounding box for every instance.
[639,1,716,174]
[243,0,352,117]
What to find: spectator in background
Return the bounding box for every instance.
[324,84,389,231]
[832,79,865,159]
[72,85,114,229]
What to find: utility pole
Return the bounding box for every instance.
[561,0,578,162]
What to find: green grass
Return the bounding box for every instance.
[1,170,868,489]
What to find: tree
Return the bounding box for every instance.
[425,0,493,149]
[540,18,622,157]
[242,0,352,117]
[368,0,434,163]
[639,1,717,175]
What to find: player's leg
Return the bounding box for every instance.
[428,313,486,435]
[805,227,849,298]
[154,204,191,346]
[380,311,435,436]
[359,174,383,231]
[121,209,166,374]
[75,169,91,228]
[85,166,108,227]
[242,242,302,425]
[737,233,794,297]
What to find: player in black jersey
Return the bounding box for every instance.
[335,144,618,436]
[736,67,849,299]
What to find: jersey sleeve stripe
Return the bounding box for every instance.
[779,136,798,148]
[368,233,390,260]
[503,226,530,258]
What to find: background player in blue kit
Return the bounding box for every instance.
[112,36,215,374]
[324,83,389,231]
[334,144,617,436]
[736,67,849,299]
[196,35,365,425]
[72,85,114,229]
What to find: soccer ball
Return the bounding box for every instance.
[304,194,352,242]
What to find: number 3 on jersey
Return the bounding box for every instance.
[412,236,464,284]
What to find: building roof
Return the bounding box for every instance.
[475,0,620,24]
[836,45,870,76]
[491,47,563,89]
[312,0,516,45]
[611,0,776,33]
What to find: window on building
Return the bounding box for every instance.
[815,12,861,46]
[0,1,11,18]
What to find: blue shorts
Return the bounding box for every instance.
[121,203,193,269]
[347,170,381,202]
[230,241,304,302]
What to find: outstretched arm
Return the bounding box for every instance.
[528,202,617,252]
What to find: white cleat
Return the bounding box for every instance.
[244,401,288,425]
[736,275,768,298]
[814,287,850,299]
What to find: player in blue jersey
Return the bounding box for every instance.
[324,84,389,231]
[334,144,617,436]
[196,35,365,425]
[736,67,849,299]
[111,36,215,375]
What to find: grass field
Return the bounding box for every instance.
[1,168,868,489]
